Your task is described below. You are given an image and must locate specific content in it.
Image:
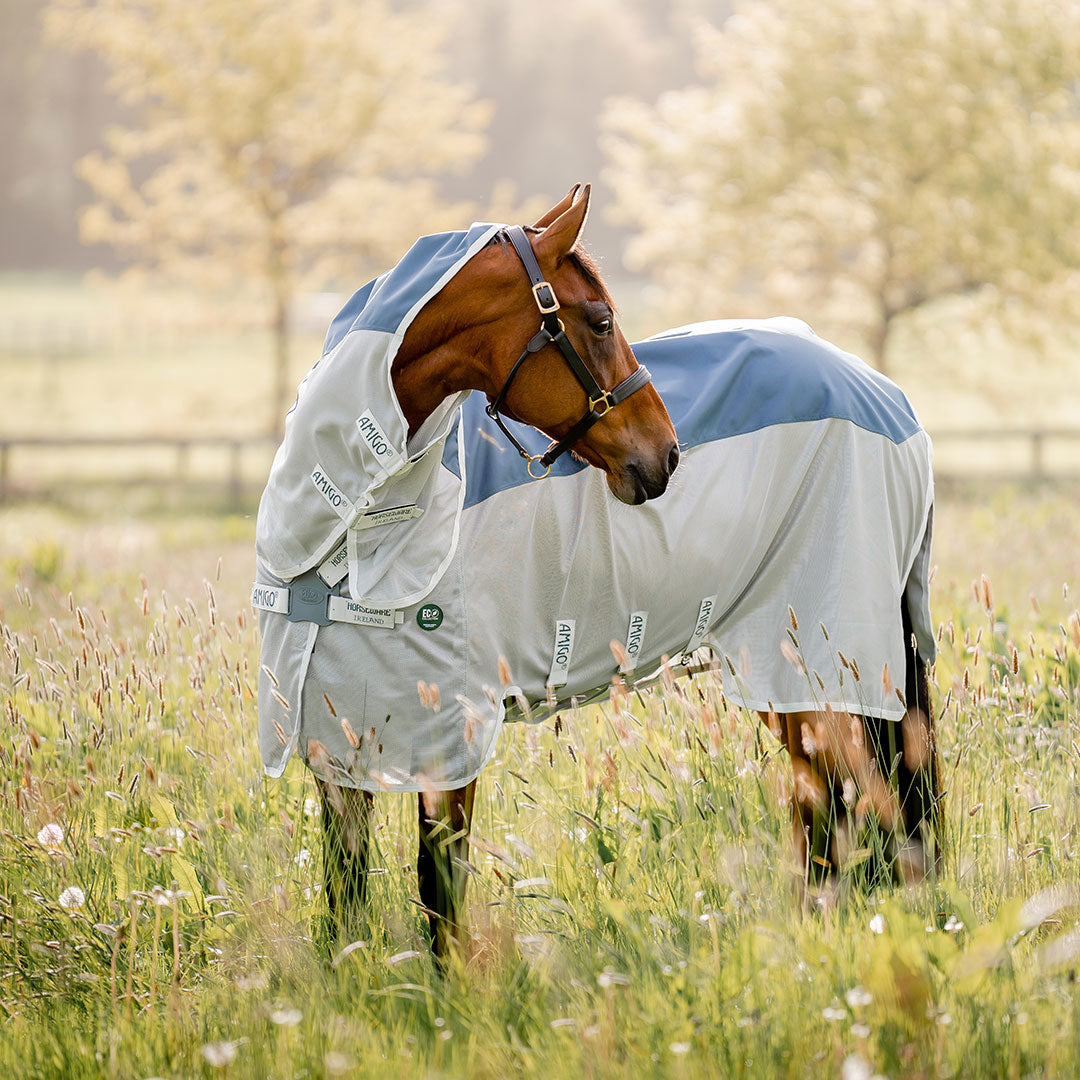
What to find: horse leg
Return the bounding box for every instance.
[417,780,476,964]
[767,708,902,895]
[316,778,374,944]
[894,601,942,880]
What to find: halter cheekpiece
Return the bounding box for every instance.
[484,225,652,478]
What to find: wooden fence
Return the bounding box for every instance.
[0,434,279,505]
[0,428,1078,505]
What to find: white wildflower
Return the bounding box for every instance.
[37,823,64,848]
[58,886,85,910]
[201,1041,239,1068]
[869,914,885,934]
[269,1007,302,1027]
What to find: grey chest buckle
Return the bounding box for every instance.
[285,569,334,626]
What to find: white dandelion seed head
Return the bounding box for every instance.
[269,1006,302,1027]
[845,985,873,1008]
[201,1041,239,1067]
[37,823,64,848]
[58,885,85,910]
[869,914,885,934]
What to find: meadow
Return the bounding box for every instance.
[0,483,1079,1080]
[3,280,1080,1078]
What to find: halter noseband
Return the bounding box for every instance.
[484,225,653,479]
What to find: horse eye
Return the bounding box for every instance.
[591,317,613,337]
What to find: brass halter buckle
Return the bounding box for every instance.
[589,391,616,417]
[526,453,552,479]
[531,281,560,314]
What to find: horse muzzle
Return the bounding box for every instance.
[609,439,680,504]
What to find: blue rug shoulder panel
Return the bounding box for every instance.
[446,318,923,510]
[323,224,503,354]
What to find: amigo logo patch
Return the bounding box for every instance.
[250,584,289,613]
[356,410,402,469]
[310,463,353,519]
[684,595,718,656]
[620,610,649,673]
[547,619,576,688]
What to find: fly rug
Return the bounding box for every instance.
[254,187,938,964]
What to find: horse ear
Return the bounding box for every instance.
[533,183,591,271]
[532,184,581,229]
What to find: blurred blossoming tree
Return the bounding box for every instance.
[601,0,1080,375]
[46,0,491,432]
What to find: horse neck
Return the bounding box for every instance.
[391,252,520,438]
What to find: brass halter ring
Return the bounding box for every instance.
[526,454,552,479]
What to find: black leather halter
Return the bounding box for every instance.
[484,225,653,479]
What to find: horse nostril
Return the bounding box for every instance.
[667,442,680,476]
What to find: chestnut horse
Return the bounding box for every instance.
[255,185,939,965]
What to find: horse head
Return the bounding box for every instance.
[487,185,679,504]
[396,185,679,505]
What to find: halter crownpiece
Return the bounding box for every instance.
[485,225,653,478]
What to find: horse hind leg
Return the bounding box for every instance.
[859,604,942,883]
[895,600,942,879]
[316,777,374,946]
[417,780,476,965]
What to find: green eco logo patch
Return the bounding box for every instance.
[416,604,443,631]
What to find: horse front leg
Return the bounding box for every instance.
[316,778,374,945]
[417,780,476,965]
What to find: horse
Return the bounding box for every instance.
[253,184,939,963]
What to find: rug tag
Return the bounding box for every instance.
[547,619,576,688]
[684,595,717,656]
[327,596,403,629]
[356,410,403,471]
[316,539,349,586]
[250,583,290,614]
[350,503,425,531]
[310,463,355,520]
[620,610,649,673]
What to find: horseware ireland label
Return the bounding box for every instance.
[548,619,576,687]
[326,596,401,629]
[620,610,649,673]
[356,410,402,470]
[310,463,354,519]
[316,539,350,586]
[684,595,718,656]
[351,503,424,531]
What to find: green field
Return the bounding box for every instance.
[1,487,1079,1079]
[3,277,1080,1077]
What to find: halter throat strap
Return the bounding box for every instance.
[484,225,652,475]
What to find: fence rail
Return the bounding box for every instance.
[0,428,1079,504]
[0,434,279,504]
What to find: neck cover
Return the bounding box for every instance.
[256,223,503,607]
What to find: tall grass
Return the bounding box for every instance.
[1,495,1079,1078]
